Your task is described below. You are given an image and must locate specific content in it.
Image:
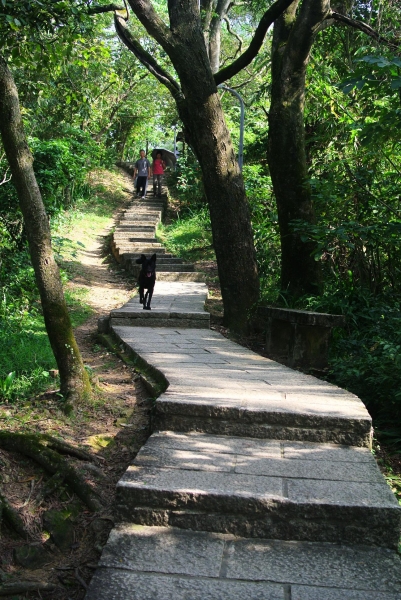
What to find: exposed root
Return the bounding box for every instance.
[0,432,103,512]
[0,492,29,539]
[0,581,58,596]
[40,434,96,462]
[34,471,66,506]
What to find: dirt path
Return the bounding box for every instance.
[0,170,153,599]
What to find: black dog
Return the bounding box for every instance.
[136,253,156,310]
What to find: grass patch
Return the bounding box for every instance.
[0,167,131,403]
[157,208,215,262]
[0,310,56,401]
[64,287,94,327]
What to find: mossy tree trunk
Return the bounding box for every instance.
[268,0,330,297]
[0,55,91,410]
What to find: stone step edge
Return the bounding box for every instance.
[154,411,372,447]
[83,523,401,600]
[97,331,168,400]
[115,500,400,549]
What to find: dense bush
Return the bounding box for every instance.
[167,151,206,212]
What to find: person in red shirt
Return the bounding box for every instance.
[152,152,166,198]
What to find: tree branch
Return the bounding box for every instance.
[223,16,243,58]
[114,14,182,99]
[87,3,125,14]
[330,11,400,50]
[214,0,296,84]
[127,0,175,53]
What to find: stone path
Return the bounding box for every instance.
[86,179,401,599]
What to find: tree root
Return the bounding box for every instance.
[40,433,96,462]
[35,471,66,506]
[0,432,103,512]
[0,581,58,596]
[0,492,29,539]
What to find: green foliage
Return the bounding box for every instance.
[304,289,401,425]
[30,134,101,215]
[167,151,206,211]
[158,207,214,261]
[243,163,281,301]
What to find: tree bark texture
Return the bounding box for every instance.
[121,0,259,331]
[268,0,330,297]
[0,55,91,409]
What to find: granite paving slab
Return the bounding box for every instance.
[115,431,400,547]
[111,325,372,446]
[85,525,401,599]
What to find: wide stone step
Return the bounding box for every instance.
[125,208,163,215]
[110,310,210,329]
[157,272,206,282]
[85,524,401,600]
[152,257,184,265]
[114,326,372,447]
[157,263,195,272]
[115,431,401,549]
[114,242,165,250]
[122,217,160,223]
[120,252,172,264]
[116,225,156,231]
[113,236,159,243]
[128,263,195,273]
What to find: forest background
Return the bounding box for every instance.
[1,0,401,440]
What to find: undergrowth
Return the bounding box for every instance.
[0,168,126,403]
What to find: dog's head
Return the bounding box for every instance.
[136,253,156,277]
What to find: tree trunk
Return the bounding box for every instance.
[208,0,231,73]
[0,55,91,411]
[121,1,259,332]
[179,91,259,330]
[170,9,259,331]
[268,0,329,297]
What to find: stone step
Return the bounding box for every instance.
[117,248,167,257]
[152,257,184,265]
[110,309,210,329]
[158,264,195,272]
[125,208,163,214]
[122,217,160,223]
[114,242,165,250]
[113,326,372,448]
[85,524,401,600]
[121,252,172,264]
[113,236,159,243]
[115,431,401,549]
[116,225,156,231]
[129,263,195,273]
[157,272,206,282]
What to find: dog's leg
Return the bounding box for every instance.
[139,286,144,304]
[146,286,154,310]
[143,290,149,309]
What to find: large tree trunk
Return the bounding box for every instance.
[0,55,91,411]
[178,88,259,330]
[170,9,260,331]
[268,0,329,297]
[119,1,259,332]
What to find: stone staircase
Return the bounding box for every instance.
[87,177,401,599]
[110,184,205,283]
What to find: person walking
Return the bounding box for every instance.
[152,151,166,198]
[134,149,151,199]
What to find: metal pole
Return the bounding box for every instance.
[217,84,244,172]
[173,126,177,171]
